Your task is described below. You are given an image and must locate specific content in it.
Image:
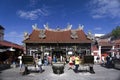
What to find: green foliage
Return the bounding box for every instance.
[112,26,120,39]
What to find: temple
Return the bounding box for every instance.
[23,24,93,60]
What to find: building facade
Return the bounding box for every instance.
[23,24,93,61]
[0,25,23,64]
[92,37,120,62]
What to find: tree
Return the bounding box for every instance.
[112,26,120,39]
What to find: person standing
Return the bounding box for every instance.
[37,56,43,73]
[68,56,73,70]
[18,54,23,72]
[74,55,80,73]
[96,55,100,64]
[34,55,39,69]
[53,55,57,63]
[48,55,52,65]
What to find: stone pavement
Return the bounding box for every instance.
[0,64,120,80]
[0,64,10,71]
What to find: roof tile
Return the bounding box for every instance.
[23,29,92,43]
[0,40,23,50]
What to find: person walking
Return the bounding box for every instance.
[37,56,43,73]
[74,55,80,73]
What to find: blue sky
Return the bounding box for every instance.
[0,0,120,45]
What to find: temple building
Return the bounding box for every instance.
[0,25,23,64]
[23,24,93,60]
[92,37,120,62]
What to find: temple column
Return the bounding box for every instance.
[112,46,115,57]
[41,46,44,59]
[23,43,26,54]
[98,46,101,62]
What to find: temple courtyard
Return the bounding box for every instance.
[0,64,120,80]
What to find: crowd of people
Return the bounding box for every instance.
[97,52,120,69]
[17,54,84,73]
[17,52,119,74]
[104,53,120,68]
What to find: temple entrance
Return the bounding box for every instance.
[52,49,66,62]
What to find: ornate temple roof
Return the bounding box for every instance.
[98,39,114,46]
[114,39,120,44]
[23,24,92,43]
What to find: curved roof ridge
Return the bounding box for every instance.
[45,28,71,32]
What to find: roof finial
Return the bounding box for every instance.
[78,24,84,30]
[67,23,72,30]
[32,23,38,30]
[24,32,29,40]
[56,26,60,31]
[87,30,94,40]
[44,23,49,30]
[71,30,78,39]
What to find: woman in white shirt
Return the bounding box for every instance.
[37,56,42,73]
[18,54,23,72]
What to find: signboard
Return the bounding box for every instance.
[68,51,73,55]
[22,56,34,64]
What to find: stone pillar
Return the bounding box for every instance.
[98,46,101,62]
[23,43,26,54]
[112,46,115,57]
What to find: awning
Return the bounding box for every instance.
[0,48,15,52]
[0,49,7,52]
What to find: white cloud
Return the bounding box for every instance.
[17,9,48,20]
[4,31,24,45]
[29,0,42,7]
[89,0,120,19]
[92,15,103,18]
[94,27,102,30]
[114,21,120,25]
[5,31,23,38]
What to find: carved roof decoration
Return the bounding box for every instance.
[32,23,84,32]
[24,32,29,40]
[32,24,39,30]
[44,23,49,30]
[23,24,92,43]
[71,30,78,39]
[78,24,84,30]
[87,31,94,40]
[39,30,46,39]
[43,23,72,32]
[66,23,72,30]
